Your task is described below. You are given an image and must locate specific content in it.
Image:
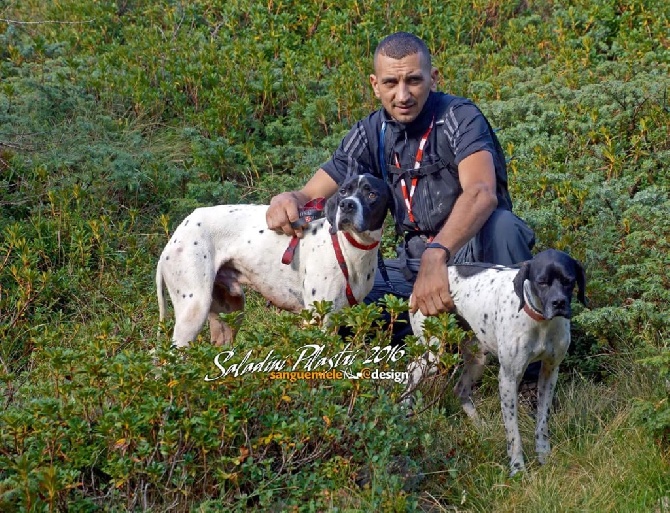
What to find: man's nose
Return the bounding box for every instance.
[396,81,410,102]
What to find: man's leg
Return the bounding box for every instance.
[453,209,535,265]
[364,258,415,345]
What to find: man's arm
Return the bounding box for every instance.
[409,150,498,315]
[266,168,339,237]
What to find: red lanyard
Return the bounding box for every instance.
[394,118,434,224]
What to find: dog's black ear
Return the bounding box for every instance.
[513,262,530,312]
[574,259,587,306]
[324,193,339,235]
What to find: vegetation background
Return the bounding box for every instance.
[1,0,669,511]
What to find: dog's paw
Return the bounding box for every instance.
[509,461,526,478]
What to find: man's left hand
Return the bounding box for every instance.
[409,248,453,315]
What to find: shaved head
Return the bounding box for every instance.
[373,32,432,70]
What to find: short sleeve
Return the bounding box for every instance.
[441,101,498,166]
[320,122,376,185]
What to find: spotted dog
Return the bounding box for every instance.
[407,249,586,475]
[156,174,393,348]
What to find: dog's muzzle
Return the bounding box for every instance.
[544,297,571,320]
[336,197,364,231]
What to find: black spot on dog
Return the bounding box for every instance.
[185,220,189,226]
[483,313,488,320]
[189,293,193,298]
[312,228,318,235]
[203,255,207,259]
[165,256,170,260]
[259,229,264,234]
[194,241,198,245]
[312,288,316,296]
[197,222,201,226]
[480,328,486,335]
[182,294,186,298]
[247,240,251,244]
[366,273,371,281]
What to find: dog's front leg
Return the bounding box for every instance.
[498,367,525,475]
[535,361,559,464]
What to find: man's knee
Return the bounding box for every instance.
[364,259,413,304]
[478,209,535,265]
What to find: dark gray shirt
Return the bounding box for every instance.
[321,91,512,234]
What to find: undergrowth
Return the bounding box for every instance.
[1,0,669,510]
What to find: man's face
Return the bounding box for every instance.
[369,51,438,124]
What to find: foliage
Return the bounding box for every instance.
[1,0,669,510]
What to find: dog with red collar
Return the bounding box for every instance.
[406,249,586,475]
[156,174,393,348]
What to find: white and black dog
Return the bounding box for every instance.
[408,249,586,475]
[156,174,393,348]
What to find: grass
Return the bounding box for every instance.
[400,364,670,512]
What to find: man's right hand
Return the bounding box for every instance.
[266,191,308,237]
[266,169,340,238]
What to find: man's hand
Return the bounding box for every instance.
[266,168,339,238]
[266,191,308,237]
[409,247,454,315]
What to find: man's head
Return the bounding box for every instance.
[370,32,438,124]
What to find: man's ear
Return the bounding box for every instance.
[325,193,339,235]
[430,66,439,91]
[369,74,381,99]
[512,262,530,312]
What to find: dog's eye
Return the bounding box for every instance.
[339,188,347,195]
[368,192,377,200]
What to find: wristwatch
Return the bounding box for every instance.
[425,242,451,262]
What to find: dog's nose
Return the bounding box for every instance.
[551,298,567,310]
[339,199,356,213]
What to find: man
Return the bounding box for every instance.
[267,32,534,334]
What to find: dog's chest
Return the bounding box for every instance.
[449,267,571,361]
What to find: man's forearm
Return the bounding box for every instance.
[298,168,339,204]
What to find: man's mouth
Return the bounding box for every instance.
[395,103,415,112]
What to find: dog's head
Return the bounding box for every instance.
[512,249,586,320]
[325,174,395,235]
